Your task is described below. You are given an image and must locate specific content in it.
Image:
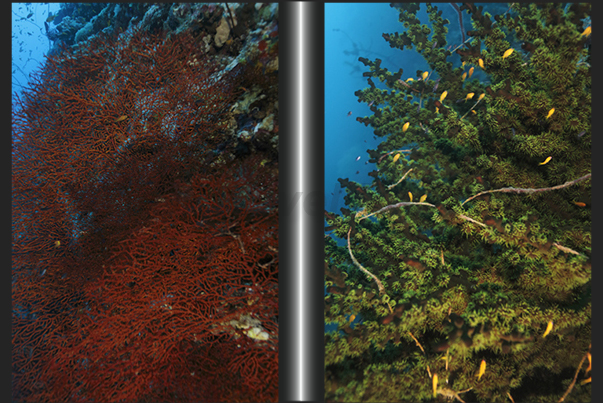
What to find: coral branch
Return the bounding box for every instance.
[558,350,590,402]
[448,3,466,46]
[553,242,584,256]
[347,228,385,294]
[358,200,436,221]
[462,173,592,206]
[387,167,414,190]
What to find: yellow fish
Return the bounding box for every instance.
[439,91,448,102]
[461,72,467,81]
[581,26,591,37]
[478,93,485,101]
[573,201,586,207]
[503,48,514,59]
[468,66,474,78]
[471,110,477,115]
[432,374,438,398]
[462,61,466,68]
[465,92,475,102]
[54,240,61,248]
[478,58,484,68]
[406,78,414,82]
[542,320,553,337]
[539,156,552,166]
[478,359,486,381]
[408,192,413,202]
[349,314,356,323]
[419,194,427,203]
[546,108,555,119]
[403,122,410,132]
[422,71,429,80]
[435,106,440,114]
[393,153,401,163]
[114,115,128,123]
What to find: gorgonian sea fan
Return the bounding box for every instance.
[13,26,278,403]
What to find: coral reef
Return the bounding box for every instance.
[325,3,590,402]
[13,4,278,403]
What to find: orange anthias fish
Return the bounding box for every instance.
[503,48,514,59]
[539,156,552,166]
[542,320,554,338]
[477,359,486,381]
[114,115,128,123]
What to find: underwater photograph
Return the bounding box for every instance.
[325,3,591,402]
[12,3,278,402]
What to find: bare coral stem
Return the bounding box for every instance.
[558,351,589,402]
[358,200,436,222]
[461,173,591,206]
[347,228,385,294]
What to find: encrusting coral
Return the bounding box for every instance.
[325,3,590,402]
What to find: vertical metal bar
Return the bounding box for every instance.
[280,2,324,401]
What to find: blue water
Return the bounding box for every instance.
[12,3,61,103]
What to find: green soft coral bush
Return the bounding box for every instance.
[325,3,591,402]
